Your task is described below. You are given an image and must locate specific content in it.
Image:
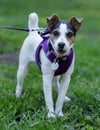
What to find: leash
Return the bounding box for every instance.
[0,26,50,35]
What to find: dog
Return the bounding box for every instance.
[15,12,83,118]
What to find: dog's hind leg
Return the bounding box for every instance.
[53,76,60,92]
[54,76,70,103]
[16,12,39,98]
[16,61,29,97]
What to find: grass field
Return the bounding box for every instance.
[0,0,100,129]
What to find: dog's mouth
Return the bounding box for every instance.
[56,42,68,56]
[56,44,74,56]
[57,48,67,55]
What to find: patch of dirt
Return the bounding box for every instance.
[0,52,19,64]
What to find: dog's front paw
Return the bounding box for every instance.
[47,111,56,118]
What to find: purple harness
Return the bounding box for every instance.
[35,36,74,76]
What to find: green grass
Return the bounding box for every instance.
[0,0,100,129]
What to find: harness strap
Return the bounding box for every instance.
[54,49,74,76]
[42,37,56,63]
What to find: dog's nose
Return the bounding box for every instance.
[58,42,65,49]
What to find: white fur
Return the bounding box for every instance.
[16,13,75,118]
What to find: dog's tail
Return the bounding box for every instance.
[28,12,39,29]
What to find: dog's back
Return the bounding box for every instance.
[16,13,43,97]
[20,13,43,62]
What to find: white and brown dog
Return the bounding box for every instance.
[16,13,83,118]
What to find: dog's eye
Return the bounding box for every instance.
[66,32,74,38]
[53,31,59,37]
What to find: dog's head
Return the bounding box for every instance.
[47,14,83,56]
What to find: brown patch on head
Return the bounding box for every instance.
[50,34,55,43]
[50,29,60,43]
[68,36,75,45]
[70,16,83,31]
[50,33,57,43]
[66,30,75,45]
[47,14,60,29]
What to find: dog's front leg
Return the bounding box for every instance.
[42,73,55,118]
[55,74,71,117]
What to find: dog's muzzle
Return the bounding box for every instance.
[57,42,66,54]
[58,42,65,49]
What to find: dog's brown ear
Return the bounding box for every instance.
[47,14,60,28]
[70,16,83,31]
